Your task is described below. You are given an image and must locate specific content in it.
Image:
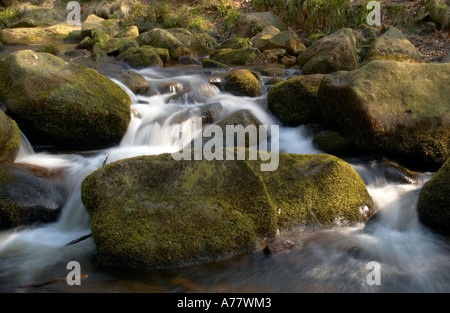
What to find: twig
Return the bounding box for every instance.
[64,233,92,246]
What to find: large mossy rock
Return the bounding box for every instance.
[425,0,450,30]
[222,69,262,97]
[0,164,64,229]
[0,110,20,162]
[0,23,81,45]
[366,27,425,63]
[297,28,358,75]
[0,50,131,148]
[234,12,284,38]
[94,36,139,58]
[118,46,168,68]
[318,60,450,170]
[82,153,374,269]
[213,47,264,65]
[418,158,450,234]
[81,14,120,39]
[252,30,306,55]
[268,74,325,126]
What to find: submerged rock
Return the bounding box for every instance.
[0,164,64,229]
[418,158,450,234]
[297,28,358,74]
[82,153,374,269]
[318,60,450,170]
[0,50,131,148]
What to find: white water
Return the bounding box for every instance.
[0,67,448,292]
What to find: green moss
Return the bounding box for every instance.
[219,36,252,50]
[201,58,228,68]
[418,158,450,234]
[313,130,352,156]
[121,46,164,69]
[0,110,20,162]
[36,42,59,55]
[0,168,14,186]
[136,28,190,60]
[214,47,264,66]
[222,69,262,97]
[268,74,324,126]
[81,152,374,269]
[0,50,131,148]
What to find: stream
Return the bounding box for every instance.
[0,62,449,293]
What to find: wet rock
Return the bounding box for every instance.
[313,130,352,156]
[201,102,223,124]
[263,239,296,255]
[202,59,228,68]
[158,81,183,95]
[0,110,20,162]
[381,160,419,185]
[178,56,201,65]
[118,46,168,69]
[222,69,262,97]
[0,164,64,229]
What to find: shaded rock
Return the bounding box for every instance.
[252,30,306,55]
[202,59,228,68]
[313,130,352,156]
[200,102,223,124]
[425,0,450,29]
[178,56,201,65]
[0,23,81,45]
[97,36,139,57]
[0,164,64,229]
[217,110,261,148]
[111,70,149,95]
[366,27,425,63]
[158,81,183,95]
[297,28,358,75]
[318,60,450,170]
[263,239,296,255]
[137,28,191,60]
[234,12,284,38]
[213,47,264,66]
[0,110,20,162]
[418,158,450,234]
[81,153,374,269]
[268,74,325,126]
[257,67,286,77]
[263,48,287,63]
[381,159,419,185]
[281,55,297,66]
[118,46,167,69]
[36,42,59,55]
[222,69,262,97]
[0,50,131,148]
[265,77,283,85]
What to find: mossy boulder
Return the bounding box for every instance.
[0,23,81,45]
[136,28,190,60]
[36,42,60,55]
[366,27,425,63]
[213,47,264,66]
[219,36,252,50]
[201,59,228,68]
[268,74,325,126]
[216,110,261,148]
[313,130,352,156]
[0,50,131,148]
[0,164,64,229]
[80,14,119,39]
[234,12,284,38]
[222,69,262,97]
[8,4,65,28]
[297,28,358,75]
[102,69,149,95]
[117,25,139,39]
[252,30,306,56]
[318,60,450,170]
[417,158,450,234]
[118,46,168,69]
[81,152,374,269]
[0,110,20,162]
[96,36,139,58]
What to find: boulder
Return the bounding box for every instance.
[222,69,262,97]
[318,60,450,170]
[102,69,149,95]
[0,50,131,148]
[297,28,358,75]
[80,14,119,39]
[425,0,449,29]
[366,27,425,63]
[201,59,228,68]
[117,25,139,39]
[219,36,252,50]
[136,28,191,60]
[81,153,374,268]
[118,46,168,68]
[216,110,261,148]
[268,74,325,126]
[0,23,81,45]
[252,30,306,55]
[0,164,64,229]
[234,12,284,38]
[36,42,59,55]
[96,36,139,57]
[313,130,352,156]
[0,110,20,162]
[213,47,264,66]
[418,158,450,234]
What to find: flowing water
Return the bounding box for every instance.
[0,65,449,293]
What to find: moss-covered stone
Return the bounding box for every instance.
[81,152,374,269]
[80,14,119,39]
[213,47,264,66]
[252,30,306,56]
[297,28,358,75]
[98,36,139,57]
[117,70,149,95]
[216,110,261,148]
[0,50,131,148]
[0,23,81,45]
[36,42,59,55]
[222,69,262,97]
[0,110,20,162]
[366,27,425,63]
[268,74,325,126]
[201,59,228,68]
[234,12,284,38]
[0,164,64,229]
[425,0,449,30]
[117,25,139,39]
[418,158,450,234]
[318,60,450,170]
[219,36,252,50]
[118,46,166,69]
[313,130,352,156]
[136,28,190,60]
